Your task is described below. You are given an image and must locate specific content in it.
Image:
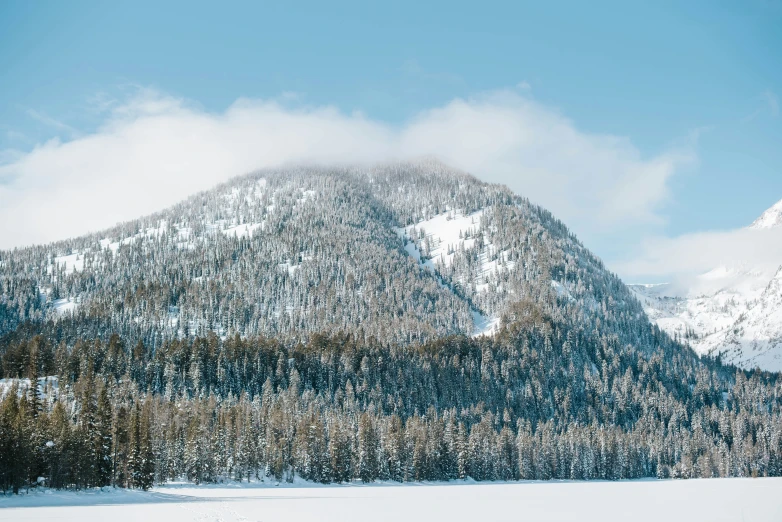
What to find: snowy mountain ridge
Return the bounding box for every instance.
[750,198,782,230]
[631,199,782,372]
[1,161,638,349]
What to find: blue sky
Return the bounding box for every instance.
[1,0,780,278]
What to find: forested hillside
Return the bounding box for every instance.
[1,326,780,492]
[0,161,642,347]
[1,162,780,493]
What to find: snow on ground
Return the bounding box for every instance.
[396,208,515,337]
[629,266,771,350]
[550,280,574,301]
[1,479,780,522]
[698,266,782,372]
[471,310,500,337]
[0,376,59,400]
[51,297,78,316]
[398,209,485,270]
[221,222,264,239]
[53,253,84,275]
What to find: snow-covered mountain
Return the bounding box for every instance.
[631,198,782,372]
[750,199,782,230]
[0,160,641,350]
[5,161,782,492]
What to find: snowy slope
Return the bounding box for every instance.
[0,161,650,356]
[750,198,782,229]
[5,162,620,346]
[632,198,782,372]
[394,207,514,336]
[700,267,782,371]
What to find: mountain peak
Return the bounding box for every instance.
[749,198,782,229]
[0,163,640,348]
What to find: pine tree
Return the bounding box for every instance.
[128,403,143,488]
[95,385,113,486]
[136,400,155,490]
[112,405,130,487]
[357,413,378,483]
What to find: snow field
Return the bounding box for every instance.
[1,478,780,522]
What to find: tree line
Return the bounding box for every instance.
[1,319,780,493]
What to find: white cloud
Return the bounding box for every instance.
[400,92,692,227]
[0,88,692,249]
[0,148,24,167]
[614,225,782,289]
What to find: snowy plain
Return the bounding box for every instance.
[2,478,781,522]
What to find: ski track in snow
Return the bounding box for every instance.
[1,479,781,522]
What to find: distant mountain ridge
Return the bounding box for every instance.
[631,198,782,372]
[750,198,782,230]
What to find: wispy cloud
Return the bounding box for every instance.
[614,224,782,291]
[763,89,779,117]
[5,130,28,142]
[0,87,693,249]
[0,148,24,168]
[85,91,121,115]
[400,59,464,86]
[742,90,779,123]
[26,109,81,138]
